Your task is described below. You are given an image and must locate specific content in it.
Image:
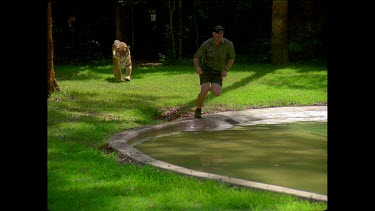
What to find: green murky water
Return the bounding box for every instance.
[133,121,327,194]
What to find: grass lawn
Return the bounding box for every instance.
[48,58,327,210]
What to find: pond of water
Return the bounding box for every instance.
[132,121,327,195]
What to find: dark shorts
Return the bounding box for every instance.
[199,67,223,86]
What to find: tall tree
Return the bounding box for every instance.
[115,2,124,41]
[115,0,132,44]
[193,0,199,50]
[47,0,60,98]
[178,0,183,59]
[164,0,176,56]
[271,0,288,65]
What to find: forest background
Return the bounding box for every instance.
[50,0,328,65]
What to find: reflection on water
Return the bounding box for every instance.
[133,121,327,194]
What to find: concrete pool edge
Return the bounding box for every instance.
[109,106,328,202]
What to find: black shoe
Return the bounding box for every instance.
[194,108,202,118]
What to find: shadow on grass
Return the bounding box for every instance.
[53,61,325,121]
[155,64,280,121]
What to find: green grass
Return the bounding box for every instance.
[48,59,327,210]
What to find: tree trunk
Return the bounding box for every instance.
[164,0,176,56]
[302,0,313,35]
[193,0,199,50]
[115,3,123,41]
[131,3,135,49]
[178,0,183,59]
[271,0,288,65]
[47,0,59,98]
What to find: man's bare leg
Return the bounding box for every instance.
[210,83,222,96]
[195,83,210,118]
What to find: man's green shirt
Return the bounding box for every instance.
[194,38,235,72]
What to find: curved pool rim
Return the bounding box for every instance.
[109,106,328,202]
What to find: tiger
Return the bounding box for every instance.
[112,40,133,81]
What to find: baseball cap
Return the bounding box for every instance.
[212,25,224,33]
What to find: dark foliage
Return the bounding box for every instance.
[51,0,328,65]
